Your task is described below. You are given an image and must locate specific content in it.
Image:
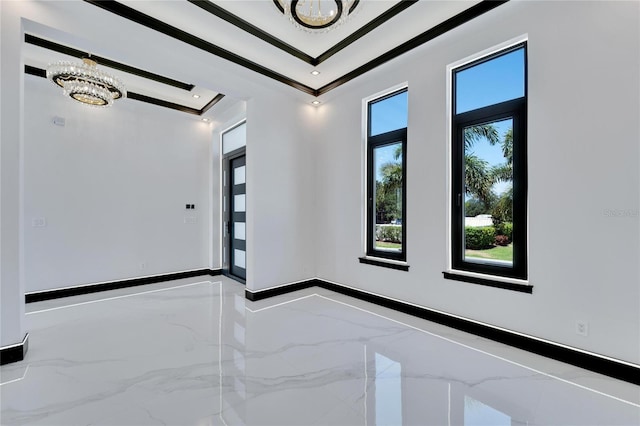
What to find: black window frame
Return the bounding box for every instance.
[366,88,408,262]
[451,43,528,280]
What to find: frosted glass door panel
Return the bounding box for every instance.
[235,222,246,240]
[234,194,246,212]
[234,166,246,185]
[227,152,246,281]
[234,249,246,268]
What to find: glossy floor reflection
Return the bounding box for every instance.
[1,277,638,425]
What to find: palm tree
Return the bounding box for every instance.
[377,160,402,222]
[374,144,404,223]
[464,124,499,149]
[464,154,493,206]
[464,124,500,206]
[490,128,513,183]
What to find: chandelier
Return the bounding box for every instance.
[46,57,126,107]
[275,0,360,32]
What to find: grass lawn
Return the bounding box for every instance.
[465,244,513,261]
[376,241,401,249]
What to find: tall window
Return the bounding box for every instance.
[451,43,527,280]
[366,88,408,261]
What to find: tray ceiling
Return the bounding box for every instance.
[22,0,507,114]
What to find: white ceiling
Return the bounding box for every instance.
[22,0,497,116]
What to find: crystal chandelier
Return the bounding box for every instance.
[46,57,126,107]
[275,0,360,32]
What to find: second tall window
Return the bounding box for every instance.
[367,88,408,261]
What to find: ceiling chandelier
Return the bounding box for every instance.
[46,57,126,107]
[274,0,360,32]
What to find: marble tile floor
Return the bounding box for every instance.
[1,276,638,425]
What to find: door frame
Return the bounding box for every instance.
[222,147,246,283]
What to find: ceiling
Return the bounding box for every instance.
[22,0,507,115]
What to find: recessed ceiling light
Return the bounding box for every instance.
[193,94,201,99]
[310,70,320,76]
[311,100,321,106]
[202,118,210,122]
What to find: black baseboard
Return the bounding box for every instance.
[0,334,29,366]
[245,279,318,301]
[26,269,221,303]
[245,278,640,386]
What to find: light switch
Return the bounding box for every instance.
[32,217,47,227]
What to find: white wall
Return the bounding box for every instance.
[314,1,640,364]
[208,90,318,293]
[1,1,26,347]
[245,92,317,291]
[23,76,212,292]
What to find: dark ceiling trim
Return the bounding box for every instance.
[25,65,46,78]
[25,65,224,116]
[315,0,417,64]
[83,0,317,96]
[200,93,226,114]
[187,0,315,65]
[316,0,509,96]
[82,0,507,97]
[126,92,202,115]
[25,34,195,91]
[194,0,418,66]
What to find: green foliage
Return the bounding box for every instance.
[375,181,398,223]
[463,123,514,207]
[502,128,513,164]
[375,155,403,224]
[491,187,513,226]
[464,124,500,149]
[465,226,495,249]
[376,225,402,243]
[465,194,497,217]
[465,198,486,217]
[494,222,513,240]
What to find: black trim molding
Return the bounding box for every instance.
[25,66,224,116]
[194,0,406,66]
[0,334,29,366]
[83,0,507,97]
[359,257,409,271]
[189,0,315,64]
[244,278,639,385]
[25,269,221,303]
[24,65,46,78]
[316,0,508,96]
[25,34,194,91]
[314,0,413,65]
[443,272,532,293]
[83,0,316,96]
[245,279,317,301]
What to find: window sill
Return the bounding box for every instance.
[359,257,409,271]
[443,271,532,293]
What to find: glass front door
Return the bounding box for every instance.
[228,154,246,280]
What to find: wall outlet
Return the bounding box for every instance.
[576,321,589,336]
[184,216,197,224]
[32,217,47,228]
